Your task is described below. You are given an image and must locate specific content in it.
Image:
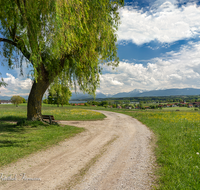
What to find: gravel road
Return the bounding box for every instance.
[0,111,155,190]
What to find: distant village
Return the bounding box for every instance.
[1,99,200,110]
[0,100,12,104]
[70,100,200,110]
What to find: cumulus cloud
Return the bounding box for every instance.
[98,41,200,94]
[117,1,200,45]
[0,73,32,96]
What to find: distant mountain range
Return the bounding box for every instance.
[1,88,200,101]
[0,95,29,100]
[71,88,200,100]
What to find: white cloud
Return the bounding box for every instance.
[98,41,200,94]
[0,73,32,96]
[117,1,200,45]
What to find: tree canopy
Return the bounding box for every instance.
[0,0,124,120]
[11,95,24,106]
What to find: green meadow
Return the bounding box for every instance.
[0,104,106,121]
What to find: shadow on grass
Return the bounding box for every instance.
[0,139,32,148]
[0,122,26,133]
[0,121,33,148]
[0,116,26,121]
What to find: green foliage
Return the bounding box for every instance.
[0,0,124,95]
[48,75,72,106]
[87,100,99,106]
[22,97,26,103]
[112,104,117,108]
[43,98,48,104]
[99,101,108,106]
[11,95,24,107]
[0,73,7,88]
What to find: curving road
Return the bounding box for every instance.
[0,111,155,190]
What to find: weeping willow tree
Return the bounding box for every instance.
[0,0,124,120]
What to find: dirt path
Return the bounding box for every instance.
[0,111,155,190]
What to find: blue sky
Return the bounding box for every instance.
[1,0,200,96]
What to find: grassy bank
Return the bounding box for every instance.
[119,110,200,189]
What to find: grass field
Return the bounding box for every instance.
[162,106,197,111]
[0,104,106,121]
[0,104,105,167]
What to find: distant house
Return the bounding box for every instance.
[0,100,12,104]
[193,102,200,107]
[166,104,172,107]
[179,103,187,107]
[188,103,193,108]
[77,103,84,106]
[117,106,122,109]
[166,104,176,107]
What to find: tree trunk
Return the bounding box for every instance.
[27,77,50,120]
